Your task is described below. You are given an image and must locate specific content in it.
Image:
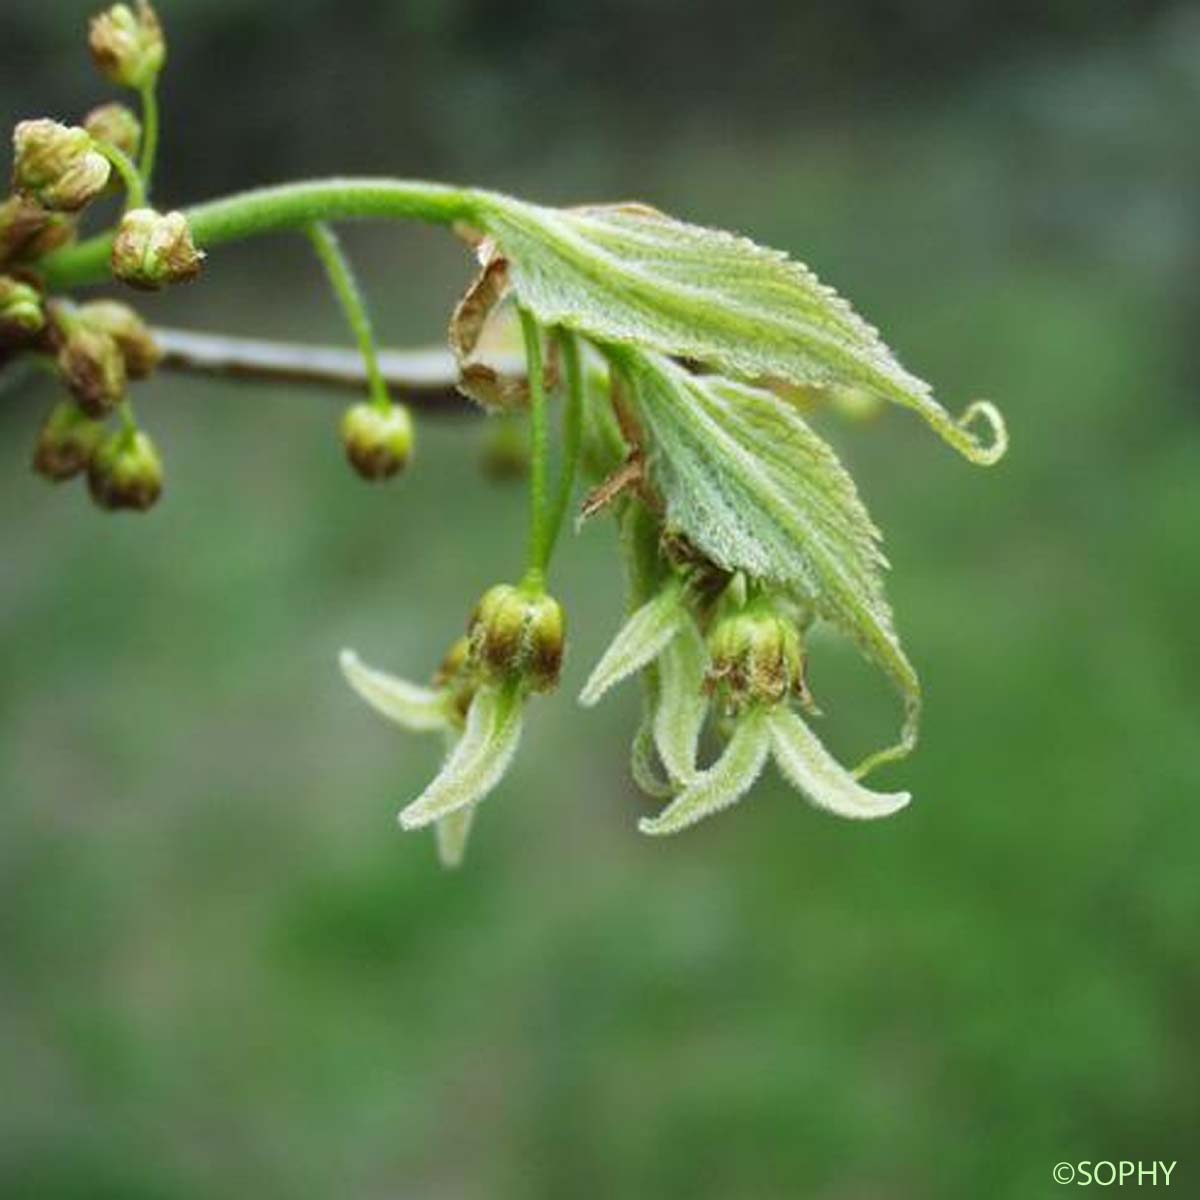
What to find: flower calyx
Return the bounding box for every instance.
[468,582,565,694]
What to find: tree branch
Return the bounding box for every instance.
[151,326,482,412]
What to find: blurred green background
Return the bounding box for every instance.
[3,2,1199,1197]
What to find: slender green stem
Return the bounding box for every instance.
[544,329,584,558]
[138,82,159,189]
[40,178,478,290]
[117,397,138,438]
[307,222,390,409]
[519,307,550,589]
[96,142,145,210]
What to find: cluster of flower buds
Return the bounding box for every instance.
[25,299,165,509]
[0,3,182,514]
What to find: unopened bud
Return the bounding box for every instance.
[88,1,165,90]
[468,583,565,693]
[83,102,142,161]
[706,603,808,710]
[32,400,105,481]
[78,299,160,378]
[0,274,45,342]
[0,195,75,266]
[340,401,414,480]
[57,324,127,416]
[87,428,163,511]
[12,119,111,212]
[111,207,203,290]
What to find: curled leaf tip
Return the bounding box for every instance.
[956,399,1008,466]
[852,687,921,780]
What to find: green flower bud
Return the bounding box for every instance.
[78,299,160,378]
[0,195,74,266]
[0,274,45,342]
[87,428,163,511]
[83,102,142,161]
[468,584,565,693]
[340,401,414,480]
[11,119,111,212]
[57,324,127,417]
[110,208,204,290]
[706,603,808,710]
[32,400,105,481]
[88,1,165,90]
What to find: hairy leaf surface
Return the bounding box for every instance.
[615,348,920,770]
[473,193,1005,464]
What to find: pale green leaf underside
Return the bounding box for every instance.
[340,649,449,732]
[766,707,910,820]
[614,348,920,770]
[473,193,1005,464]
[399,685,523,830]
[639,708,772,836]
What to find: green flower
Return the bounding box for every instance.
[340,645,509,869]
[581,579,909,836]
[340,583,564,866]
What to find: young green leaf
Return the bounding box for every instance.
[472,194,1006,464]
[613,348,919,772]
